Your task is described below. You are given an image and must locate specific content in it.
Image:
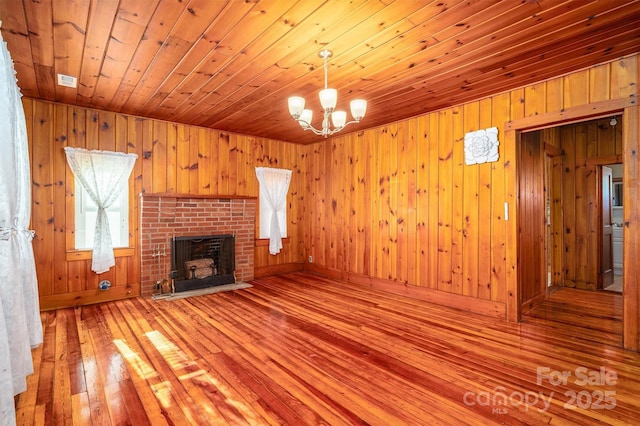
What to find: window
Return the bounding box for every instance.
[255,167,291,255]
[74,177,129,249]
[65,147,137,273]
[258,193,287,239]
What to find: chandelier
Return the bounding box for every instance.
[287,50,367,138]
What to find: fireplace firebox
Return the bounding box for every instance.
[171,234,235,292]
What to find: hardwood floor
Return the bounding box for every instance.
[16,273,640,425]
[523,286,624,348]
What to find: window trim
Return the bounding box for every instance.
[255,237,289,247]
[65,247,135,261]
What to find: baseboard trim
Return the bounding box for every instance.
[254,262,304,278]
[521,290,548,315]
[39,285,139,311]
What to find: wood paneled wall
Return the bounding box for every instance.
[305,98,510,317]
[24,100,307,309]
[305,55,638,321]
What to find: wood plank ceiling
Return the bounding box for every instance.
[1,0,639,144]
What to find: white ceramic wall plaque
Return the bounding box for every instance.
[464,127,499,165]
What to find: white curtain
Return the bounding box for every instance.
[255,167,292,255]
[0,24,43,426]
[64,147,137,274]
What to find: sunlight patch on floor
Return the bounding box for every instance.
[113,338,175,408]
[145,330,254,423]
[113,338,158,380]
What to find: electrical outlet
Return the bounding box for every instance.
[309,255,313,263]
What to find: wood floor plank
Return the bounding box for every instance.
[14,272,640,425]
[70,392,91,426]
[84,306,133,425]
[53,309,72,425]
[34,312,56,425]
[14,316,43,425]
[73,308,112,426]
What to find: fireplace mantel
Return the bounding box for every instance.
[141,192,257,200]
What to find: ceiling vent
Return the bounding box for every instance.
[57,73,77,88]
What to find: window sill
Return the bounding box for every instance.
[255,238,289,247]
[66,247,135,261]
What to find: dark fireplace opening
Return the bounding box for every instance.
[171,234,235,292]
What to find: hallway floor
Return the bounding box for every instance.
[604,274,623,293]
[523,286,623,346]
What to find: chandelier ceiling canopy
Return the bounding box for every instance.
[288,50,367,138]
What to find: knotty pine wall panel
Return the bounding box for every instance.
[306,55,637,318]
[489,92,510,304]
[478,98,494,301]
[25,100,306,309]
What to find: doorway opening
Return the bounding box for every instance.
[516,115,624,327]
[506,96,638,351]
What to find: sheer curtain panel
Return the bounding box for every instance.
[0,22,43,426]
[64,147,137,274]
[255,167,292,255]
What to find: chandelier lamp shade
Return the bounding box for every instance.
[288,50,367,138]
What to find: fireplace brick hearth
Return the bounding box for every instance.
[140,194,256,296]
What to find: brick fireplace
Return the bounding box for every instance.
[140,194,256,296]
